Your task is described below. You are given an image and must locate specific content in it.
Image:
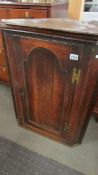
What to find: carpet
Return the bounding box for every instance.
[0,136,84,175]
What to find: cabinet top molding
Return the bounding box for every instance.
[1,18,98,36]
[0,0,67,7]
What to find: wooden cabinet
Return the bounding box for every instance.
[2,19,98,145]
[0,0,68,84]
[7,9,48,19]
[5,37,82,143]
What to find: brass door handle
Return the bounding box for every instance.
[0,49,2,54]
[72,68,81,85]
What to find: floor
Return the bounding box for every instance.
[0,84,98,175]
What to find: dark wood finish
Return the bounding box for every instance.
[2,18,98,145]
[0,0,68,84]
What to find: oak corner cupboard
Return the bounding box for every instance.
[2,18,98,145]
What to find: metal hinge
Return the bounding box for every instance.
[64,122,71,132]
[72,68,81,85]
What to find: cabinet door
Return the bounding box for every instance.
[5,34,82,144]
